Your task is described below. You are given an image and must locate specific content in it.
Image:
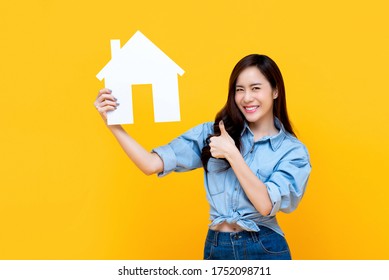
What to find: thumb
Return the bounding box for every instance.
[219,120,228,136]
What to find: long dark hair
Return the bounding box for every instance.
[201,54,296,170]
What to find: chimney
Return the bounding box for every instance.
[110,40,121,59]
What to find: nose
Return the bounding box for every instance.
[243,91,254,103]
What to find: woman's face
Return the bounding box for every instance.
[234,66,277,127]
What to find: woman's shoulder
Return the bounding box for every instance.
[178,121,215,140]
[280,132,310,160]
[189,121,215,134]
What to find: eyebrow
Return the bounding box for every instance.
[236,83,262,87]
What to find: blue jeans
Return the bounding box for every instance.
[203,226,291,260]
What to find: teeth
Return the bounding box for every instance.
[245,106,258,112]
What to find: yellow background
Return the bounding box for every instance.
[1,0,388,259]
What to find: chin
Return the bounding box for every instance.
[244,114,262,123]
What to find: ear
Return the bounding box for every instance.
[273,89,278,99]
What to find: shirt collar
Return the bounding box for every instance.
[241,117,287,151]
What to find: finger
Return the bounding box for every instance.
[219,120,228,136]
[97,105,117,114]
[94,96,118,110]
[95,99,112,109]
[97,88,112,97]
[100,100,119,108]
[97,93,117,103]
[209,136,217,147]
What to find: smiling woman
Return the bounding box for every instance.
[94,54,311,260]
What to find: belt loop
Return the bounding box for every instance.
[213,231,219,247]
[250,231,258,242]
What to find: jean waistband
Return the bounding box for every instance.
[206,225,278,246]
[206,229,259,246]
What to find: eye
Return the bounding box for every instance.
[252,86,261,91]
[235,88,244,92]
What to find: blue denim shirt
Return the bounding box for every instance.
[152,118,311,236]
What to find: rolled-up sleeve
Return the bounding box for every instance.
[152,122,214,177]
[266,146,312,216]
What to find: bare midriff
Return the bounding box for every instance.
[210,222,243,232]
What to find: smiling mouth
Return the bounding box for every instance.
[244,106,259,113]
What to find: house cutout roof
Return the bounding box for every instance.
[96,31,184,83]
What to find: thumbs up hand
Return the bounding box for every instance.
[209,120,237,160]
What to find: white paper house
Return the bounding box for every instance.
[96,31,185,125]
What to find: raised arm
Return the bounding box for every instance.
[94,88,163,175]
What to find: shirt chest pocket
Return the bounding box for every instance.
[206,158,229,195]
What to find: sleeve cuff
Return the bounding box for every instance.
[152,145,177,177]
[265,182,281,216]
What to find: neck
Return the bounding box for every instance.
[249,115,278,141]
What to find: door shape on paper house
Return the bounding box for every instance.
[96,31,185,125]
